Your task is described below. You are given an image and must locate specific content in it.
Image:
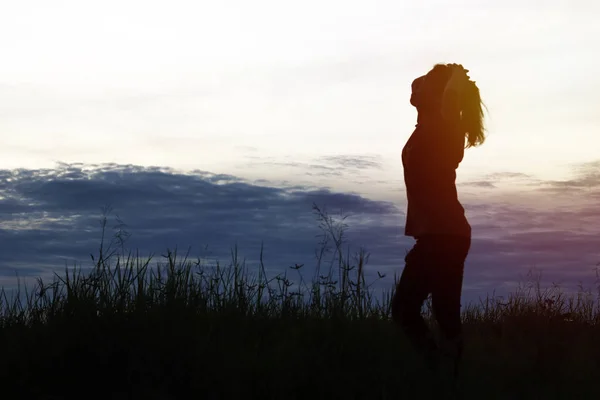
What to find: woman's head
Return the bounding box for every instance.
[410,63,486,148]
[410,64,452,111]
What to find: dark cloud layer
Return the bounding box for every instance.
[0,163,406,295]
[0,161,598,307]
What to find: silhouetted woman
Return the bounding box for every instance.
[392,63,486,380]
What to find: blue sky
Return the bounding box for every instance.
[0,0,599,305]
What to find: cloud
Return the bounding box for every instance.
[459,181,496,189]
[539,160,600,191]
[0,160,598,307]
[460,172,539,190]
[239,158,345,178]
[317,155,383,170]
[0,162,404,291]
[484,172,532,181]
[240,154,384,180]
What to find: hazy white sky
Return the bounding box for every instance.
[1,0,599,193]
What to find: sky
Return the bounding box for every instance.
[0,0,599,306]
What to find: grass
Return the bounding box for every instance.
[0,204,599,399]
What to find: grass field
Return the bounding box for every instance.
[1,206,599,399]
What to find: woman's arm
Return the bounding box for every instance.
[441,64,471,123]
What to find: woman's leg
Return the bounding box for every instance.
[391,237,438,367]
[429,234,471,379]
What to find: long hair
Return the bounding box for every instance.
[460,78,486,148]
[411,63,487,149]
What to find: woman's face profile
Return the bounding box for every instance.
[410,75,427,107]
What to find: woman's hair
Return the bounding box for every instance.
[460,78,487,148]
[413,63,487,148]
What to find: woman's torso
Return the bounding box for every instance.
[402,117,471,238]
